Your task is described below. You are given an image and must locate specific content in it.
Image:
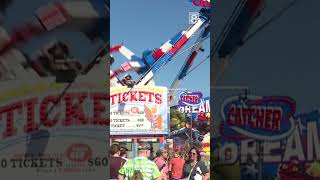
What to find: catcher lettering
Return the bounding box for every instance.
[0,92,108,139]
[110,91,162,105]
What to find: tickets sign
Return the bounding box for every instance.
[0,78,108,179]
[220,96,296,141]
[110,86,168,135]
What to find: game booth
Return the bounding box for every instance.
[169,92,210,164]
[213,94,320,180]
[110,86,169,158]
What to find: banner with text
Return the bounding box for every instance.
[110,86,168,135]
[0,78,108,179]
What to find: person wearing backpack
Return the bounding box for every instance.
[118,142,162,180]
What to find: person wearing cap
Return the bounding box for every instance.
[153,148,169,180]
[118,142,161,180]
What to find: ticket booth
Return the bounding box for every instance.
[110,86,169,159]
[110,136,165,158]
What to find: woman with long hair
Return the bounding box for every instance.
[181,147,210,180]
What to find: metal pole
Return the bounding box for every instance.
[257,140,263,180]
[190,111,192,146]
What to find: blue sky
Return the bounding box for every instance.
[212,0,320,114]
[110,0,210,97]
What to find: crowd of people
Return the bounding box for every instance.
[110,143,210,180]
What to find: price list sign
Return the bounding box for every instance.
[110,86,169,135]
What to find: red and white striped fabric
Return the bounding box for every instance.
[110,61,142,79]
[110,45,143,79]
[36,2,70,31]
[110,45,135,61]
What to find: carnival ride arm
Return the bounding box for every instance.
[169,24,210,100]
[136,8,210,86]
[109,7,210,87]
[109,44,146,80]
[0,0,108,56]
